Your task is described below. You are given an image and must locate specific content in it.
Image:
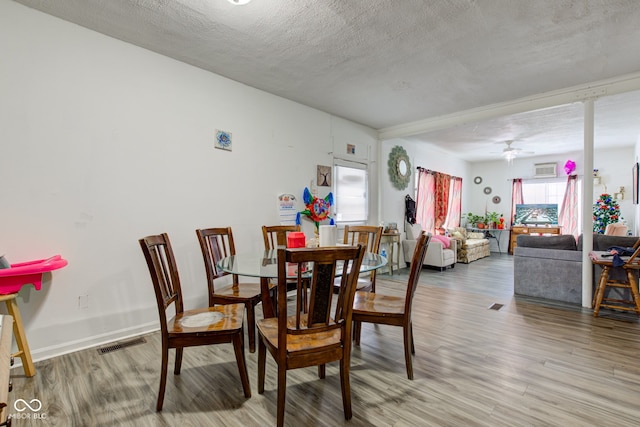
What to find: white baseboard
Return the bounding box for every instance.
[11,321,159,369]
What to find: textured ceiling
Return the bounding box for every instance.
[12,0,640,161]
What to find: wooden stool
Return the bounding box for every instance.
[0,293,35,377]
[591,243,640,317]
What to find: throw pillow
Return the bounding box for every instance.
[431,235,451,249]
[451,231,464,240]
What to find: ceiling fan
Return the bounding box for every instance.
[497,140,534,161]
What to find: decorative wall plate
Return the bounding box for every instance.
[474,176,483,184]
[492,196,501,204]
[483,186,492,194]
[388,146,411,190]
[215,129,232,151]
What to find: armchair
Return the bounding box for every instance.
[402,223,456,271]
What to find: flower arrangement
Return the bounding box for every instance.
[296,187,334,232]
[593,193,620,234]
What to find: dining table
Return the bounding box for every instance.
[217,248,387,318]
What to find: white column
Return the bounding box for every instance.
[582,99,595,307]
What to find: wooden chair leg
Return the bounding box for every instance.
[353,320,362,345]
[410,322,415,355]
[246,301,256,353]
[318,364,326,379]
[340,355,353,420]
[3,296,35,377]
[593,266,610,317]
[232,332,251,398]
[157,345,169,411]
[403,324,414,380]
[626,272,640,314]
[257,337,266,394]
[174,347,183,375]
[276,367,287,427]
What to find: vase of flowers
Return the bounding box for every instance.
[593,193,620,234]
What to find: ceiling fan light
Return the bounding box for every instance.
[503,151,516,161]
[227,0,251,4]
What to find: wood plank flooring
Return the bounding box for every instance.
[7,254,640,426]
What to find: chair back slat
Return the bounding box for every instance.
[276,246,365,352]
[139,233,184,330]
[405,232,431,313]
[342,225,382,253]
[262,224,301,250]
[196,227,240,305]
[342,225,383,287]
[308,262,336,326]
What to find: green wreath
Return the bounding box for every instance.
[388,146,411,190]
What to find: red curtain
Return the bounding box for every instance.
[434,172,451,231]
[416,168,460,234]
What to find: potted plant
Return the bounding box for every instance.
[464,213,483,229]
[485,211,501,229]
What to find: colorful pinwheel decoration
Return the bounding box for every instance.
[296,187,334,231]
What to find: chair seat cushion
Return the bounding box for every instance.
[352,291,405,316]
[257,315,341,352]
[212,282,272,300]
[168,304,245,334]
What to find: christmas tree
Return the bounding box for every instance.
[593,193,620,234]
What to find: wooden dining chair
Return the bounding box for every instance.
[261,224,301,250]
[352,232,431,380]
[139,233,251,411]
[262,224,303,301]
[196,227,272,353]
[592,238,640,316]
[334,225,383,293]
[257,245,366,427]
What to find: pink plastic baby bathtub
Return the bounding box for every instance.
[0,255,68,294]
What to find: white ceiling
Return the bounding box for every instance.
[13,0,640,161]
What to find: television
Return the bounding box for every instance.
[514,204,558,225]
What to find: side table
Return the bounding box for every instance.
[381,232,400,275]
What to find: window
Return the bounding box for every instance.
[522,178,583,231]
[334,161,368,223]
[521,180,566,205]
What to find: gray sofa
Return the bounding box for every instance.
[513,234,638,304]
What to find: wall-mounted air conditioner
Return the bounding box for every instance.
[534,162,557,178]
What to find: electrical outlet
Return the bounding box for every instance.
[78,295,89,309]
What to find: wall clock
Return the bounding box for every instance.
[492,196,501,204]
[483,186,492,194]
[388,145,412,190]
[474,176,483,184]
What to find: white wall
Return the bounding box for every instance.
[380,139,469,263]
[0,2,378,361]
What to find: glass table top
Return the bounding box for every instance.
[217,249,387,279]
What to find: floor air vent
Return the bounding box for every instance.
[488,303,504,311]
[97,337,147,355]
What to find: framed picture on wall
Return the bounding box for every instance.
[317,165,331,187]
[633,162,638,205]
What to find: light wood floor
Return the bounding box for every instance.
[8,254,640,426]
